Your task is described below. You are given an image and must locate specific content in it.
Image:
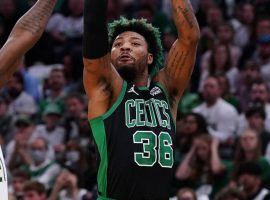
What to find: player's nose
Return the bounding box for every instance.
[120,42,131,51]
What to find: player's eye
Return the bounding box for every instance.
[132,42,140,46]
[113,42,122,47]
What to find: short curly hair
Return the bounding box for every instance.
[108,17,164,76]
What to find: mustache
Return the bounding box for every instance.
[116,53,135,62]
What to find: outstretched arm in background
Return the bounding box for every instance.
[83,0,122,119]
[0,0,57,87]
[156,0,200,119]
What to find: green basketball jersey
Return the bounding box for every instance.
[89,81,175,200]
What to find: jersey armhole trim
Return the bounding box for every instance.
[154,82,176,129]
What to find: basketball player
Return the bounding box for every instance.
[83,0,200,199]
[0,0,57,199]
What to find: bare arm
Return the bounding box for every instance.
[157,0,200,119]
[83,0,122,119]
[0,0,57,87]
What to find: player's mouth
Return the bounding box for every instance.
[119,53,134,62]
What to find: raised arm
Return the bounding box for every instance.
[157,0,200,118]
[0,0,57,87]
[83,0,122,119]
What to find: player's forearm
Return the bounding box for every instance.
[83,0,109,59]
[171,0,200,42]
[14,0,56,38]
[0,0,56,86]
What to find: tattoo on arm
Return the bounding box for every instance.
[167,45,190,79]
[177,6,194,28]
[18,0,56,35]
[172,0,197,31]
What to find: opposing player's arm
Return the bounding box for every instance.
[0,0,57,87]
[83,0,122,118]
[157,0,200,117]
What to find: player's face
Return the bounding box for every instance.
[111,31,153,81]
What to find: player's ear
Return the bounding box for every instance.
[147,53,153,65]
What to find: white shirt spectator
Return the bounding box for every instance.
[28,159,61,190]
[32,125,66,148]
[8,92,37,115]
[193,98,239,141]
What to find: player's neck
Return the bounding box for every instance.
[133,76,149,87]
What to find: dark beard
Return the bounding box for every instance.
[117,67,137,82]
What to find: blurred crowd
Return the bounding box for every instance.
[1,0,270,199]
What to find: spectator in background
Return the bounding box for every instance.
[199,43,238,92]
[63,140,88,181]
[193,76,238,143]
[40,68,67,114]
[231,2,255,48]
[45,0,83,61]
[175,135,230,199]
[234,162,270,200]
[214,186,245,200]
[199,5,224,53]
[195,0,215,28]
[33,103,66,149]
[22,137,61,190]
[63,93,89,145]
[62,48,83,92]
[18,61,40,103]
[8,170,30,200]
[175,112,208,160]
[236,60,261,111]
[217,74,240,112]
[245,105,270,155]
[201,22,242,76]
[6,72,37,116]
[239,16,270,69]
[238,80,270,134]
[6,116,35,171]
[216,22,242,67]
[232,129,270,186]
[23,181,47,200]
[49,169,88,200]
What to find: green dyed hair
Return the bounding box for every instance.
[108,17,164,77]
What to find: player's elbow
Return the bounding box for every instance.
[180,27,200,44]
[188,29,201,44]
